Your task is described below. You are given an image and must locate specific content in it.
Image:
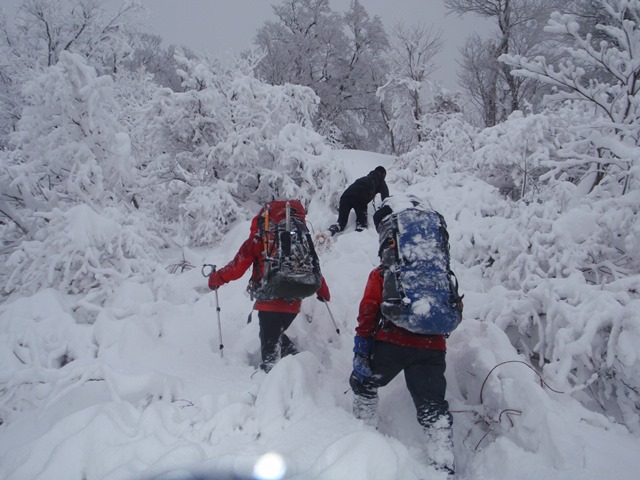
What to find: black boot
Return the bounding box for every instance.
[280,334,299,357]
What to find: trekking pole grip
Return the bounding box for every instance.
[202,263,217,277]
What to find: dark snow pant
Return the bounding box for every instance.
[336,195,369,231]
[349,341,452,429]
[258,311,298,372]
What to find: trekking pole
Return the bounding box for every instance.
[324,301,340,335]
[202,264,224,358]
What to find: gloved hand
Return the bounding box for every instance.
[352,336,374,382]
[316,277,331,302]
[208,271,224,290]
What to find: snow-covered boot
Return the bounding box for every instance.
[328,224,340,236]
[423,416,455,477]
[353,393,378,427]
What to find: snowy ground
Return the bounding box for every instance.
[1,150,639,480]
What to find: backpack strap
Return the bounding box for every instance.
[371,266,388,340]
[262,204,270,260]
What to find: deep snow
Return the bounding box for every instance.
[1,150,639,480]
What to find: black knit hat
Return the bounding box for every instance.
[375,166,386,177]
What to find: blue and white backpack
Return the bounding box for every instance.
[374,195,463,335]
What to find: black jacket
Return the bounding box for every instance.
[342,170,389,203]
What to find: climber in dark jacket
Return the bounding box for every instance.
[329,166,389,235]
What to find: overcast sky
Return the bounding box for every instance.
[2,0,492,88]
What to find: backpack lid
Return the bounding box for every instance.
[373,194,424,232]
[250,199,307,236]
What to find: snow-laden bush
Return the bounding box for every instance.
[140,52,346,246]
[454,180,640,432]
[178,182,244,247]
[4,205,164,318]
[393,93,477,185]
[398,167,640,432]
[7,51,135,212]
[472,111,558,201]
[502,0,640,196]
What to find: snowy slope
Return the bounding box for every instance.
[1,150,639,480]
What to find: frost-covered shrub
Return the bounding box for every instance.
[458,181,640,431]
[393,94,477,186]
[179,183,245,247]
[474,186,640,289]
[472,111,557,201]
[394,118,476,185]
[4,205,163,317]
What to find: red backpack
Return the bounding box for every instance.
[248,200,322,301]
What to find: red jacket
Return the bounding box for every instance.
[356,266,446,350]
[209,235,330,314]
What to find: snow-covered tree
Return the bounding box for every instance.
[4,51,135,217]
[335,0,390,151]
[377,23,443,153]
[457,33,501,127]
[140,51,344,246]
[254,0,390,151]
[0,10,21,149]
[124,33,198,92]
[502,0,640,195]
[0,0,144,148]
[446,0,564,126]
[11,0,142,71]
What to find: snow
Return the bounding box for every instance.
[1,150,639,480]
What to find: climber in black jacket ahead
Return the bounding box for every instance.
[329,166,389,236]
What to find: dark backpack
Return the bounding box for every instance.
[248,200,322,301]
[375,198,463,335]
